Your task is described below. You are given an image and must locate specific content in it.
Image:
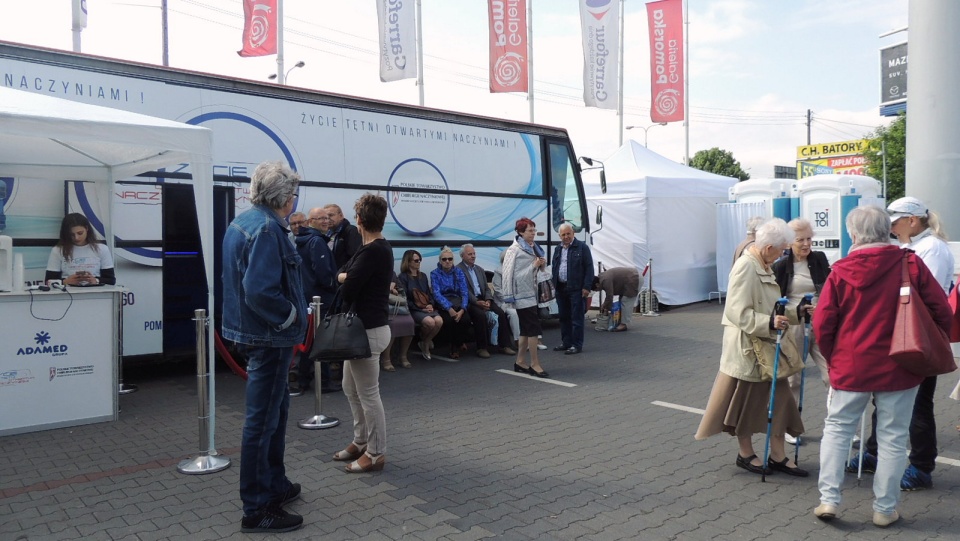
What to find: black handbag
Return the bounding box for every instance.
[309,289,371,361]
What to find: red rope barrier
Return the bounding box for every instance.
[215,312,315,381]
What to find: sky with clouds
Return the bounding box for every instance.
[1,0,908,178]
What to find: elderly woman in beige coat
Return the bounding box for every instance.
[696,218,808,477]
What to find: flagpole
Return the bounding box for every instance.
[527,0,534,123]
[617,0,625,146]
[276,0,285,84]
[416,0,424,106]
[161,0,169,66]
[683,0,689,164]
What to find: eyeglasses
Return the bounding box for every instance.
[412,259,422,263]
[440,257,454,262]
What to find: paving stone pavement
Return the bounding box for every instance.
[2,302,959,540]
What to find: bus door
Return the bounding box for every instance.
[161,184,232,356]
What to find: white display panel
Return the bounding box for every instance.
[0,287,119,435]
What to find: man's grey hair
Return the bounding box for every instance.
[558,223,575,234]
[459,243,475,257]
[250,161,300,210]
[846,206,891,246]
[746,216,766,235]
[308,207,326,220]
[754,218,793,249]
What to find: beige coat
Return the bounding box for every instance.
[720,251,801,382]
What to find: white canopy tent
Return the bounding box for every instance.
[585,141,737,305]
[0,85,216,397]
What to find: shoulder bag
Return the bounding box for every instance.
[412,288,431,310]
[536,268,555,306]
[309,288,371,361]
[889,252,957,377]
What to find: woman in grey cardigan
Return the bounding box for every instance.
[501,217,549,378]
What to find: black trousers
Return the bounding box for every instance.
[439,308,473,350]
[866,375,938,473]
[466,302,512,350]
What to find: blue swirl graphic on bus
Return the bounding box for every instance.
[76,112,298,260]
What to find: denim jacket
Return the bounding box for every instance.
[221,204,307,347]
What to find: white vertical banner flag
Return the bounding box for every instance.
[579,0,619,110]
[377,0,418,82]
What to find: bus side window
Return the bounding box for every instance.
[548,143,585,233]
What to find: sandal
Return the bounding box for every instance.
[345,452,385,473]
[333,442,367,462]
[735,454,769,475]
[400,357,411,368]
[381,360,395,372]
[449,350,460,359]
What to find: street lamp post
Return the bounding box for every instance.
[268,61,305,85]
[625,123,667,147]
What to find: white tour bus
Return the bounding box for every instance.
[0,41,590,360]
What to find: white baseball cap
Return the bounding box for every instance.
[887,196,928,222]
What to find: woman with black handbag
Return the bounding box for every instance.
[331,194,393,473]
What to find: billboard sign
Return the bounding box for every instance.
[796,139,868,179]
[881,41,907,106]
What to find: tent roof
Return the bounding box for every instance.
[0,86,213,182]
[605,139,734,182]
[0,86,215,362]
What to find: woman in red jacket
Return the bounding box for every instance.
[812,206,951,528]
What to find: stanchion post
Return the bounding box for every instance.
[178,309,231,474]
[643,258,660,317]
[117,289,138,394]
[300,296,340,430]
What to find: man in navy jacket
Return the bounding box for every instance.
[551,223,594,354]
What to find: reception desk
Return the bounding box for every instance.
[0,285,121,436]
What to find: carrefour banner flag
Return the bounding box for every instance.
[378,0,418,82]
[646,0,684,122]
[579,0,619,110]
[238,0,278,57]
[488,0,528,93]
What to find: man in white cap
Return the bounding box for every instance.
[848,196,955,491]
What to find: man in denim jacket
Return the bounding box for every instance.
[222,161,307,533]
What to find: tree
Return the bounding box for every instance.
[863,113,905,201]
[690,148,750,181]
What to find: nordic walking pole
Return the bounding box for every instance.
[857,410,867,480]
[762,297,789,482]
[795,293,814,465]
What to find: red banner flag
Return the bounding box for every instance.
[488,0,528,93]
[238,0,277,58]
[647,0,684,122]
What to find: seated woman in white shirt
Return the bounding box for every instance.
[45,213,116,286]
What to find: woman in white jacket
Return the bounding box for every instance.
[501,217,549,378]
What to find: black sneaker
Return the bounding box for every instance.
[241,505,303,533]
[273,483,301,508]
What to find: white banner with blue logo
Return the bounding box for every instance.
[377,0,418,82]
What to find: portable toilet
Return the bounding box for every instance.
[728,178,792,221]
[793,174,883,263]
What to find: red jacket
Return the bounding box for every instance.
[814,245,951,392]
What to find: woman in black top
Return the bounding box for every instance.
[331,194,393,473]
[771,218,831,416]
